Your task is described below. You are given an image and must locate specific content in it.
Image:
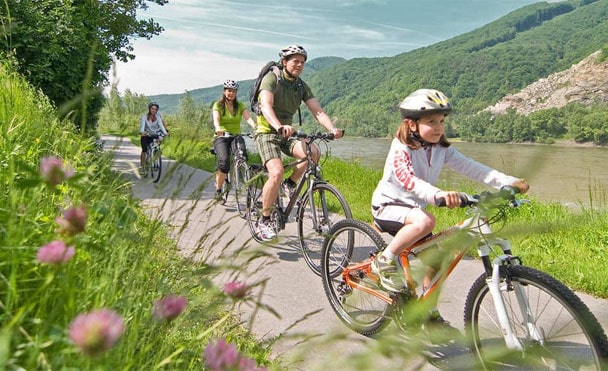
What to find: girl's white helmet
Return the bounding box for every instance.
[399,89,452,119]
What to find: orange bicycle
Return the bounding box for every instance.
[320,187,608,369]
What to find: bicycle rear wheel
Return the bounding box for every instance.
[321,219,393,336]
[297,182,352,275]
[464,264,608,369]
[233,160,249,218]
[152,148,162,183]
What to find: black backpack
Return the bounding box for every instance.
[249,61,304,125]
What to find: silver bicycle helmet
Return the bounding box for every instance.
[222,79,239,90]
[399,89,452,119]
[148,102,159,109]
[279,45,308,61]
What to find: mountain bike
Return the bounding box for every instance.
[320,187,608,369]
[246,131,352,274]
[210,133,252,217]
[142,131,164,183]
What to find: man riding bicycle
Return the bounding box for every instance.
[254,44,344,241]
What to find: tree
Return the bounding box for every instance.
[0,0,168,133]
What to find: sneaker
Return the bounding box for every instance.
[214,189,223,201]
[281,179,296,198]
[257,219,277,241]
[423,310,461,344]
[371,255,407,292]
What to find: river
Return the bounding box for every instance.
[324,137,608,207]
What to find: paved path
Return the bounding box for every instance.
[103,135,608,370]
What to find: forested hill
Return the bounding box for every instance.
[309,0,608,137]
[153,0,608,139]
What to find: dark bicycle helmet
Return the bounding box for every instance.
[222,79,239,90]
[279,44,308,61]
[399,89,452,119]
[148,102,160,110]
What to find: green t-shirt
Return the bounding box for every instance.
[213,101,246,134]
[256,71,314,134]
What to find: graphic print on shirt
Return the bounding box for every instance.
[393,149,417,191]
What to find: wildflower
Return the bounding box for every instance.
[68,309,124,356]
[55,205,87,236]
[40,156,74,186]
[203,339,240,370]
[203,339,266,371]
[36,240,75,264]
[223,281,249,299]
[151,295,187,321]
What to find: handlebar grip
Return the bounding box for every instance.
[435,193,475,208]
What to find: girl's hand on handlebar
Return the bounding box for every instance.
[510,179,529,194]
[215,131,225,137]
[435,191,463,209]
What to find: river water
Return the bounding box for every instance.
[324,137,608,207]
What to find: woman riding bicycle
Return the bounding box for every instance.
[370,88,529,334]
[140,102,169,170]
[212,79,256,201]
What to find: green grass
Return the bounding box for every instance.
[0,63,276,369]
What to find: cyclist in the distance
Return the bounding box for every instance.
[371,88,529,337]
[212,79,257,201]
[139,102,169,170]
[254,44,343,241]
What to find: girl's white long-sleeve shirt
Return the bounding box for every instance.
[139,113,168,135]
[371,138,518,209]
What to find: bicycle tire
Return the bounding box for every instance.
[464,264,608,369]
[152,148,162,183]
[321,219,393,336]
[233,160,249,218]
[297,182,352,275]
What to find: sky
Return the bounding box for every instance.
[110,0,543,96]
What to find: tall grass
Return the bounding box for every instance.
[0,63,275,368]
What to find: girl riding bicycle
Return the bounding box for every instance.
[140,102,169,169]
[212,79,256,201]
[371,88,529,334]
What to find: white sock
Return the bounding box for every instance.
[381,250,395,261]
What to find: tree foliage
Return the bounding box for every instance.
[0,0,167,132]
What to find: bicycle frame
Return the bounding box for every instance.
[269,136,329,232]
[342,205,539,351]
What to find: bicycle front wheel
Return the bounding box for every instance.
[321,219,393,336]
[464,264,608,369]
[152,149,162,183]
[297,182,352,275]
[233,160,249,218]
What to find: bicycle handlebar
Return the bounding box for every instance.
[289,130,339,141]
[434,186,522,208]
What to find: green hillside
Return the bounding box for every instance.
[309,0,608,137]
[153,0,608,138]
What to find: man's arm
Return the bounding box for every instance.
[260,90,293,136]
[305,98,343,138]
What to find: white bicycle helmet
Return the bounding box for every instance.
[399,89,452,119]
[222,79,239,90]
[279,45,308,61]
[148,102,159,109]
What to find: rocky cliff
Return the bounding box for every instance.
[485,50,608,115]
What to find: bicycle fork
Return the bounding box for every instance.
[481,238,544,352]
